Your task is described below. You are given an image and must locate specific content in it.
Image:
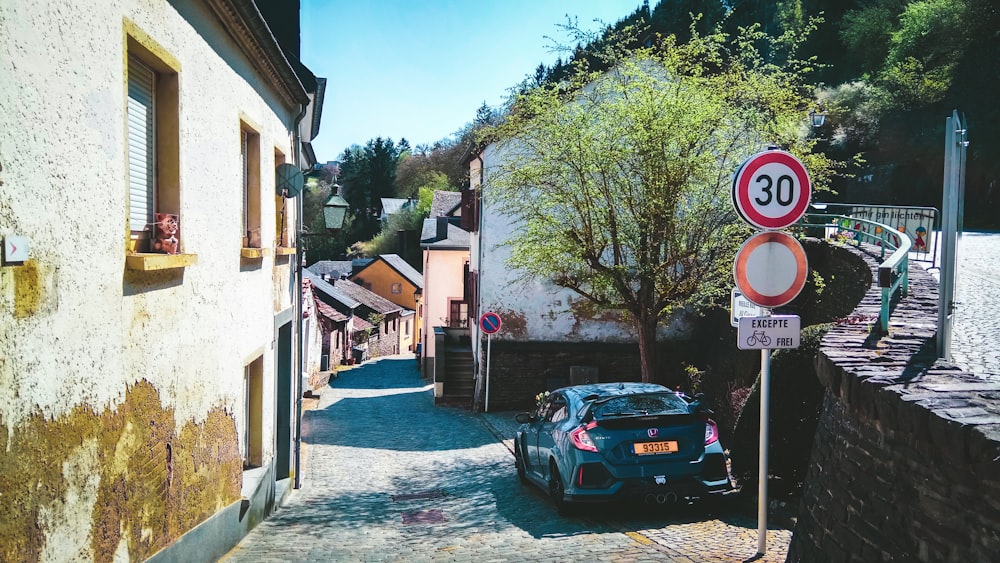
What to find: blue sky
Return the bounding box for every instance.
[301,0,642,162]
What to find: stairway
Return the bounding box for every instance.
[439,345,474,407]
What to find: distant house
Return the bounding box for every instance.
[351,254,423,352]
[304,269,359,368]
[421,193,473,402]
[308,271,405,358]
[380,197,417,225]
[430,191,462,219]
[309,259,354,280]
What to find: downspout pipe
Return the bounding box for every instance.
[293,102,307,490]
[473,152,485,412]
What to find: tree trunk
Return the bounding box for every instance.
[636,311,658,385]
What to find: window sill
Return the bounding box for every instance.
[240,247,272,259]
[274,246,297,256]
[125,253,197,271]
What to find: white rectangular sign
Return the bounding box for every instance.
[738,315,800,350]
[3,235,28,264]
[731,288,765,327]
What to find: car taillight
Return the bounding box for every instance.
[705,419,719,445]
[571,421,599,452]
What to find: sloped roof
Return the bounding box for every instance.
[430,191,462,218]
[303,268,361,309]
[420,218,470,249]
[381,197,416,216]
[377,254,423,289]
[309,260,354,279]
[333,279,403,315]
[314,298,348,323]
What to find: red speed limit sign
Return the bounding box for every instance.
[732,150,811,230]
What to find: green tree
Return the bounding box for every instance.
[339,137,409,241]
[484,26,836,386]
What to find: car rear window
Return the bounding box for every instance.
[592,393,690,417]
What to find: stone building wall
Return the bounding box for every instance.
[0,2,304,560]
[787,243,1000,563]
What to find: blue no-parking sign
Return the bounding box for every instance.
[479,312,502,334]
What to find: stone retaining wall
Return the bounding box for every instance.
[485,341,643,411]
[787,243,1000,563]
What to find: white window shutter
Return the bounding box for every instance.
[127,57,155,232]
[242,130,249,235]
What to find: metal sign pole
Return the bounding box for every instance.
[485,334,492,413]
[757,347,771,554]
[757,309,772,556]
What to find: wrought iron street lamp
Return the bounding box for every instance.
[323,188,349,231]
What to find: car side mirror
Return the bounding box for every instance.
[690,397,714,416]
[515,412,537,424]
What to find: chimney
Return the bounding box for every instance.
[397,229,407,256]
[436,217,449,241]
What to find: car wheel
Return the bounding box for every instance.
[548,460,568,515]
[514,442,528,485]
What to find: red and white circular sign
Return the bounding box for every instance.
[479,311,502,335]
[732,150,811,230]
[733,231,808,308]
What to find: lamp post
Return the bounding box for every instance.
[294,184,349,490]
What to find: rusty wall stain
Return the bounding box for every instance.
[493,309,527,338]
[0,380,241,563]
[12,259,44,318]
[569,298,628,324]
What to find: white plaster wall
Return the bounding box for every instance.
[478,143,689,343]
[0,0,297,456]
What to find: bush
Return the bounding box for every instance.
[728,323,833,496]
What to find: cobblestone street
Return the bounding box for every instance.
[222,356,790,562]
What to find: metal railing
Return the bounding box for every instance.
[796,213,911,332]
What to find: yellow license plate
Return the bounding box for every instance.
[633,440,678,455]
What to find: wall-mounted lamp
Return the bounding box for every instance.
[323,191,349,231]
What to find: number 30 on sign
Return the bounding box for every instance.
[732,150,811,230]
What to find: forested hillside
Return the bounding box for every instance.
[312,0,998,269]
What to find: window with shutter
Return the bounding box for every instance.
[240,123,262,250]
[127,56,155,234]
[124,26,184,270]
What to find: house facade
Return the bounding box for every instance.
[0,1,323,560]
[330,276,405,358]
[351,254,423,352]
[305,268,359,368]
[469,141,686,411]
[305,268,404,361]
[421,205,473,401]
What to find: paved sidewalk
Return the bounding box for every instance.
[949,232,1000,381]
[222,355,790,562]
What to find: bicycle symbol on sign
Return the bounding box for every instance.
[746,330,771,347]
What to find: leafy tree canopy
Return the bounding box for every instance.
[483,24,836,385]
[339,137,409,241]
